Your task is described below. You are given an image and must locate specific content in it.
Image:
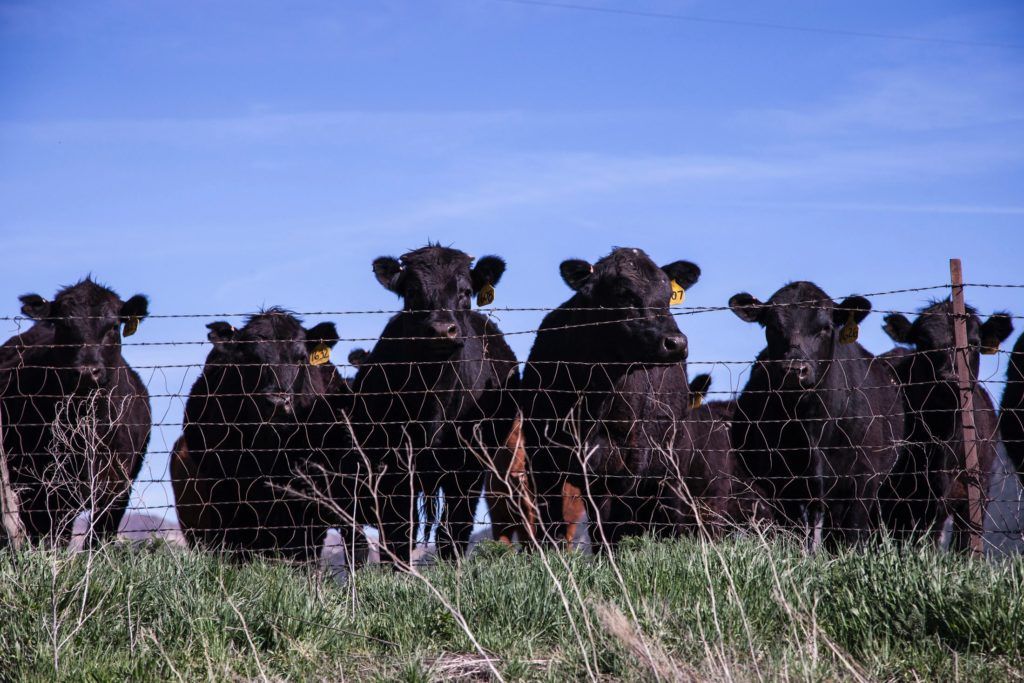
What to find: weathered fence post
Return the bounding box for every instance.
[949,258,985,554]
[0,405,27,548]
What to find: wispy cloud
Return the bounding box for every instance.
[739,63,1024,135]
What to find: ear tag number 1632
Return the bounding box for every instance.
[309,343,331,366]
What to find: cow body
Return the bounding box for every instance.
[1000,333,1024,490]
[729,282,904,547]
[0,279,151,547]
[350,246,519,565]
[880,303,1012,549]
[522,248,731,548]
[175,310,346,561]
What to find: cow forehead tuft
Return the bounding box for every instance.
[596,247,660,278]
[913,299,979,338]
[400,245,473,274]
[769,281,831,307]
[52,278,122,315]
[242,308,305,340]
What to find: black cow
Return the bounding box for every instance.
[350,245,519,565]
[1002,332,1024,490]
[174,308,347,561]
[0,278,151,547]
[729,282,904,547]
[521,247,731,549]
[685,373,765,526]
[880,302,1012,549]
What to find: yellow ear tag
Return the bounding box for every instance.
[477,283,495,307]
[309,343,331,366]
[839,311,859,345]
[122,316,139,337]
[689,394,703,409]
[670,280,686,306]
[981,337,999,355]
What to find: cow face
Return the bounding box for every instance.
[371,245,504,354]
[559,247,699,363]
[883,302,1012,408]
[207,309,338,421]
[19,278,149,391]
[730,281,870,390]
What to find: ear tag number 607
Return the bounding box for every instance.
[670,281,686,306]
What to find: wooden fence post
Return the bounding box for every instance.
[949,258,985,554]
[0,405,27,548]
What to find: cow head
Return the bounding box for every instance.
[558,247,699,363]
[206,308,339,421]
[882,301,1012,410]
[371,244,504,354]
[730,281,870,390]
[19,278,149,391]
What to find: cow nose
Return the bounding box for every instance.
[662,334,687,359]
[430,321,460,340]
[269,393,293,414]
[79,365,103,382]
[786,361,812,385]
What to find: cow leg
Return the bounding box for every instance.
[436,471,482,561]
[39,485,82,548]
[84,487,132,549]
[375,472,416,568]
[822,472,874,549]
[947,496,986,553]
[561,482,586,547]
[611,493,649,544]
[489,415,535,545]
[280,525,327,564]
[583,487,615,552]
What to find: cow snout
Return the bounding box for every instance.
[78,364,104,383]
[429,321,460,341]
[267,393,294,415]
[661,334,688,360]
[784,360,813,387]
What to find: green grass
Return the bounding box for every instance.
[1,536,1022,681]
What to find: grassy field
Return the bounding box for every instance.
[1,535,1022,681]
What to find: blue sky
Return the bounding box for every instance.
[2,0,1023,520]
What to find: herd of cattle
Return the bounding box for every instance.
[2,245,1023,566]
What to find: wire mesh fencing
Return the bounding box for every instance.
[1,276,1023,569]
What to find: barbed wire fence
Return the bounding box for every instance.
[0,271,1022,569]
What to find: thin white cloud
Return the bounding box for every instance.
[739,63,1024,135]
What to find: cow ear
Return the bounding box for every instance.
[372,256,404,293]
[119,294,149,323]
[19,294,51,320]
[306,321,340,350]
[882,314,913,344]
[206,321,236,346]
[471,255,506,293]
[689,373,712,395]
[981,312,1014,351]
[348,348,369,367]
[661,261,701,290]
[833,296,871,326]
[729,293,763,324]
[559,259,593,291]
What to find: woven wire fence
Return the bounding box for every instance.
[1,279,1023,568]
